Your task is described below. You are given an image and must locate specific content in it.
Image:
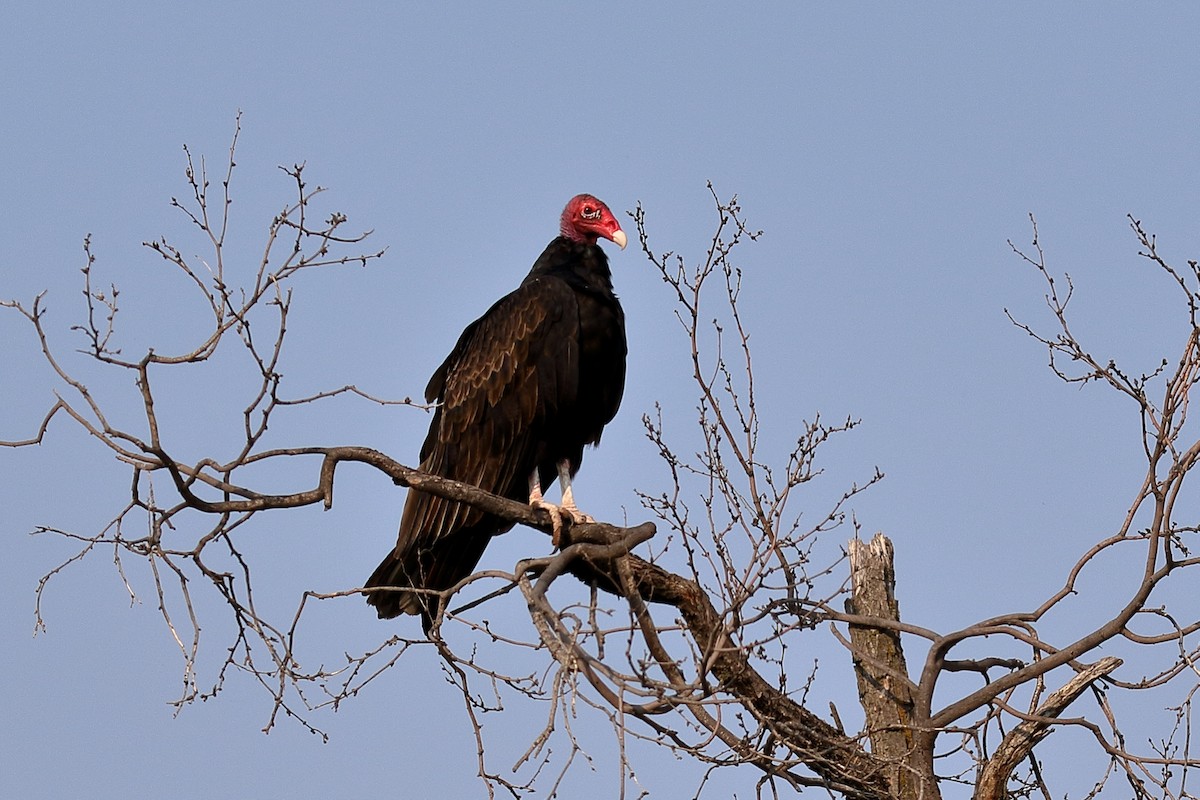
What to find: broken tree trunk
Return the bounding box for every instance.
[846,533,933,800]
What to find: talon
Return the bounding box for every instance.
[561,505,596,526]
[531,499,565,547]
[560,484,596,526]
[529,472,565,546]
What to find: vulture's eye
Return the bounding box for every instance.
[582,206,601,220]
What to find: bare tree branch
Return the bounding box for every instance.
[8,129,1200,798]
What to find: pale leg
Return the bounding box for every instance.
[557,460,595,524]
[528,468,565,546]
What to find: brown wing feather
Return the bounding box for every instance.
[365,276,581,619]
[403,276,579,544]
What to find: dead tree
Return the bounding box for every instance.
[5,123,1200,799]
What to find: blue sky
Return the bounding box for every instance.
[3,4,1199,797]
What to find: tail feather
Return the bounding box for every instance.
[363,522,505,624]
[366,455,527,627]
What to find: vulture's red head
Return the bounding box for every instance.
[560,194,627,250]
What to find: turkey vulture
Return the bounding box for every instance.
[364,194,628,622]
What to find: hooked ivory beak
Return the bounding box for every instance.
[610,229,628,250]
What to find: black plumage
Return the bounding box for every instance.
[364,194,627,622]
